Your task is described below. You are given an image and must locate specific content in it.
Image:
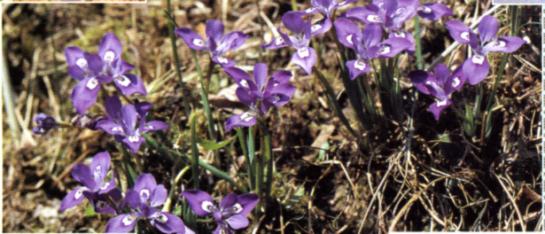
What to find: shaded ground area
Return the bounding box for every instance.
[2,1,542,233]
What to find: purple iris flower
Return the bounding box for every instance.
[65,33,147,114]
[346,0,419,31]
[416,2,453,21]
[176,20,249,67]
[409,63,466,120]
[32,113,58,134]
[334,17,413,80]
[263,11,317,75]
[302,0,357,36]
[60,151,119,214]
[106,173,193,234]
[96,96,168,154]
[445,16,525,85]
[223,63,295,131]
[182,190,259,234]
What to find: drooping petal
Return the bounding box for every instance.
[428,99,452,121]
[446,65,466,93]
[478,16,500,43]
[310,18,332,36]
[290,47,317,75]
[408,70,432,95]
[96,119,124,135]
[90,151,111,184]
[263,84,295,109]
[71,164,97,190]
[113,74,148,96]
[417,3,453,21]
[388,0,419,30]
[150,211,187,234]
[206,19,225,42]
[346,5,383,24]
[445,20,472,44]
[59,187,86,212]
[433,64,451,85]
[122,135,144,154]
[219,31,250,52]
[223,67,252,84]
[99,33,123,64]
[225,214,250,230]
[483,36,525,54]
[334,17,360,49]
[346,59,371,80]
[225,112,257,132]
[462,55,490,85]
[71,77,100,114]
[182,190,216,216]
[65,47,88,80]
[211,55,235,67]
[235,193,259,216]
[362,23,383,49]
[235,87,257,107]
[269,70,292,86]
[176,28,209,51]
[388,31,415,52]
[105,214,138,233]
[376,37,412,58]
[142,120,169,133]
[132,173,158,203]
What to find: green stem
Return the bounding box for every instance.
[190,113,200,188]
[247,126,256,191]
[236,128,254,190]
[191,51,216,140]
[262,123,273,199]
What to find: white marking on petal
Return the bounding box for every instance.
[140,189,150,200]
[93,165,102,179]
[201,200,215,213]
[378,45,391,55]
[86,78,99,90]
[154,213,168,223]
[492,39,506,48]
[436,99,448,107]
[240,79,249,88]
[346,34,353,45]
[122,215,136,226]
[100,182,110,190]
[116,75,132,87]
[272,95,281,104]
[367,14,381,23]
[311,24,322,33]
[394,32,405,38]
[240,112,254,122]
[297,47,310,58]
[112,126,123,133]
[471,54,485,65]
[217,57,229,64]
[146,124,154,130]
[74,188,84,199]
[232,203,243,214]
[418,6,432,14]
[103,51,116,63]
[354,60,366,71]
[305,7,315,14]
[460,32,470,41]
[128,135,140,143]
[275,37,285,46]
[76,58,88,68]
[451,77,461,87]
[96,200,107,209]
[394,7,406,16]
[192,38,205,47]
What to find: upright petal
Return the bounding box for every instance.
[478,16,499,43]
[262,31,291,50]
[445,20,472,44]
[132,173,158,203]
[59,187,86,212]
[290,47,317,75]
[362,24,383,49]
[462,55,490,85]
[206,20,225,42]
[65,47,87,80]
[150,212,187,234]
[408,70,432,95]
[90,151,111,184]
[219,193,237,210]
[282,11,310,34]
[310,18,332,36]
[71,77,100,114]
[150,185,168,207]
[334,17,360,49]
[235,193,259,216]
[176,28,209,51]
[99,33,123,64]
[182,190,216,216]
[253,63,268,91]
[113,74,148,96]
[104,95,123,120]
[388,0,418,30]
[446,66,466,93]
[220,31,250,52]
[105,214,138,233]
[71,164,97,190]
[121,104,139,134]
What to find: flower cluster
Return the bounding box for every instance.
[410,15,525,120]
